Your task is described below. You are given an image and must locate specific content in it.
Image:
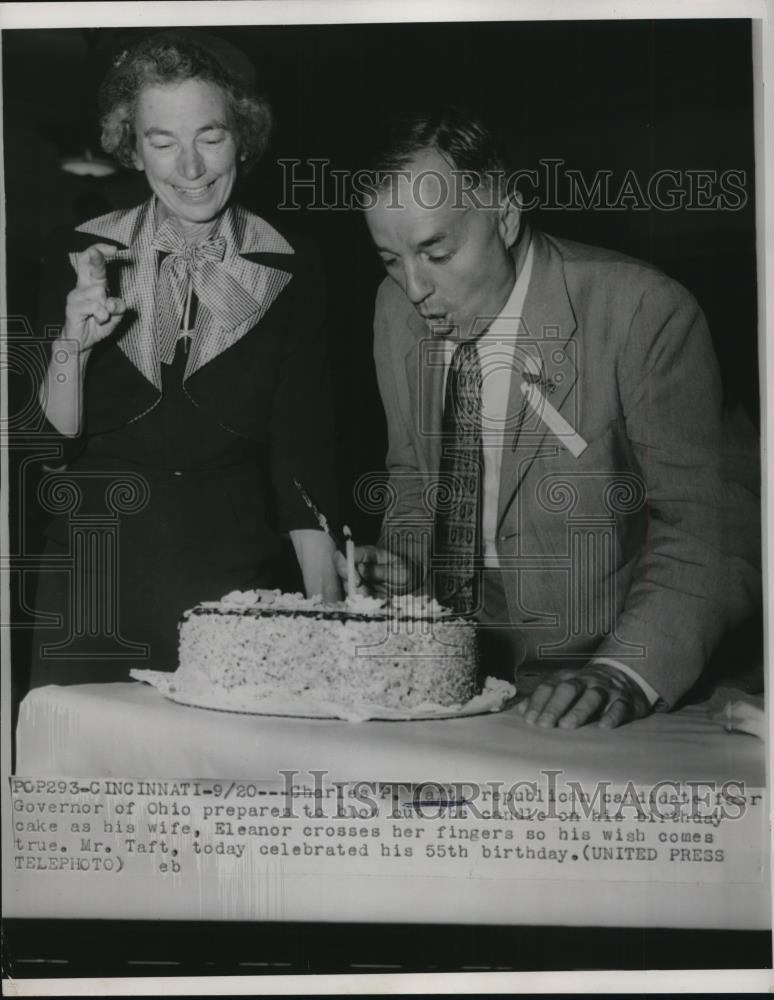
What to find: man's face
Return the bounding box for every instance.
[365,149,519,339]
[133,78,239,228]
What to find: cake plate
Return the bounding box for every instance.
[129,669,517,723]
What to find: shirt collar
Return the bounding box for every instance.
[480,233,534,341]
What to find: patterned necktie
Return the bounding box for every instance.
[152,221,227,365]
[433,339,483,614]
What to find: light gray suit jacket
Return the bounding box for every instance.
[372,226,759,707]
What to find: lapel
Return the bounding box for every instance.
[73,198,295,391]
[496,229,579,530]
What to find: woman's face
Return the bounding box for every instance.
[132,78,239,228]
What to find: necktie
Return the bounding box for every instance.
[152,222,227,365]
[433,339,483,614]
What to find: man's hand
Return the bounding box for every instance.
[515,663,652,730]
[333,544,413,597]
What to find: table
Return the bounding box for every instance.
[15,681,766,784]
[7,681,770,931]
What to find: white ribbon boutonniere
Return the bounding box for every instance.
[520,371,588,458]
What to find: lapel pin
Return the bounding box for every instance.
[524,370,558,395]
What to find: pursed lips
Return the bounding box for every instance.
[420,312,453,327]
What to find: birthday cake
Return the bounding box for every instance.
[131,590,515,721]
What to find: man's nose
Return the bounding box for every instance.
[403,263,432,305]
[178,146,206,181]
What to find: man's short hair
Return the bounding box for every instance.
[360,108,510,210]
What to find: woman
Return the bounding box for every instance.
[31,30,340,686]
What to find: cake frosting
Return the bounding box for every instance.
[160,588,481,718]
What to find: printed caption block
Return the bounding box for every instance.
[9,775,765,890]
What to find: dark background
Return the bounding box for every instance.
[4,20,759,531]
[2,19,764,977]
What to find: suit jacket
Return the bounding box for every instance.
[373,225,759,707]
[35,197,338,534]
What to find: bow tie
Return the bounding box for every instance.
[151,220,235,364]
[151,224,227,266]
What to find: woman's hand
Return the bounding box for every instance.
[289,529,342,602]
[64,243,126,353]
[40,243,127,437]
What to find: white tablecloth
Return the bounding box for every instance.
[16,680,765,785]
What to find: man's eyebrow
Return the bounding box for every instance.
[374,232,451,255]
[416,233,448,249]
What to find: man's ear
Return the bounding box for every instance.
[497,190,522,249]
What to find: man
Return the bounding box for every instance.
[336,110,759,729]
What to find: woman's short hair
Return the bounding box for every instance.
[98,29,273,171]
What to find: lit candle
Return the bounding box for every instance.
[343,524,356,597]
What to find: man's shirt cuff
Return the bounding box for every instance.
[590,657,661,707]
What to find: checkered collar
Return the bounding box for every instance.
[71,198,295,390]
